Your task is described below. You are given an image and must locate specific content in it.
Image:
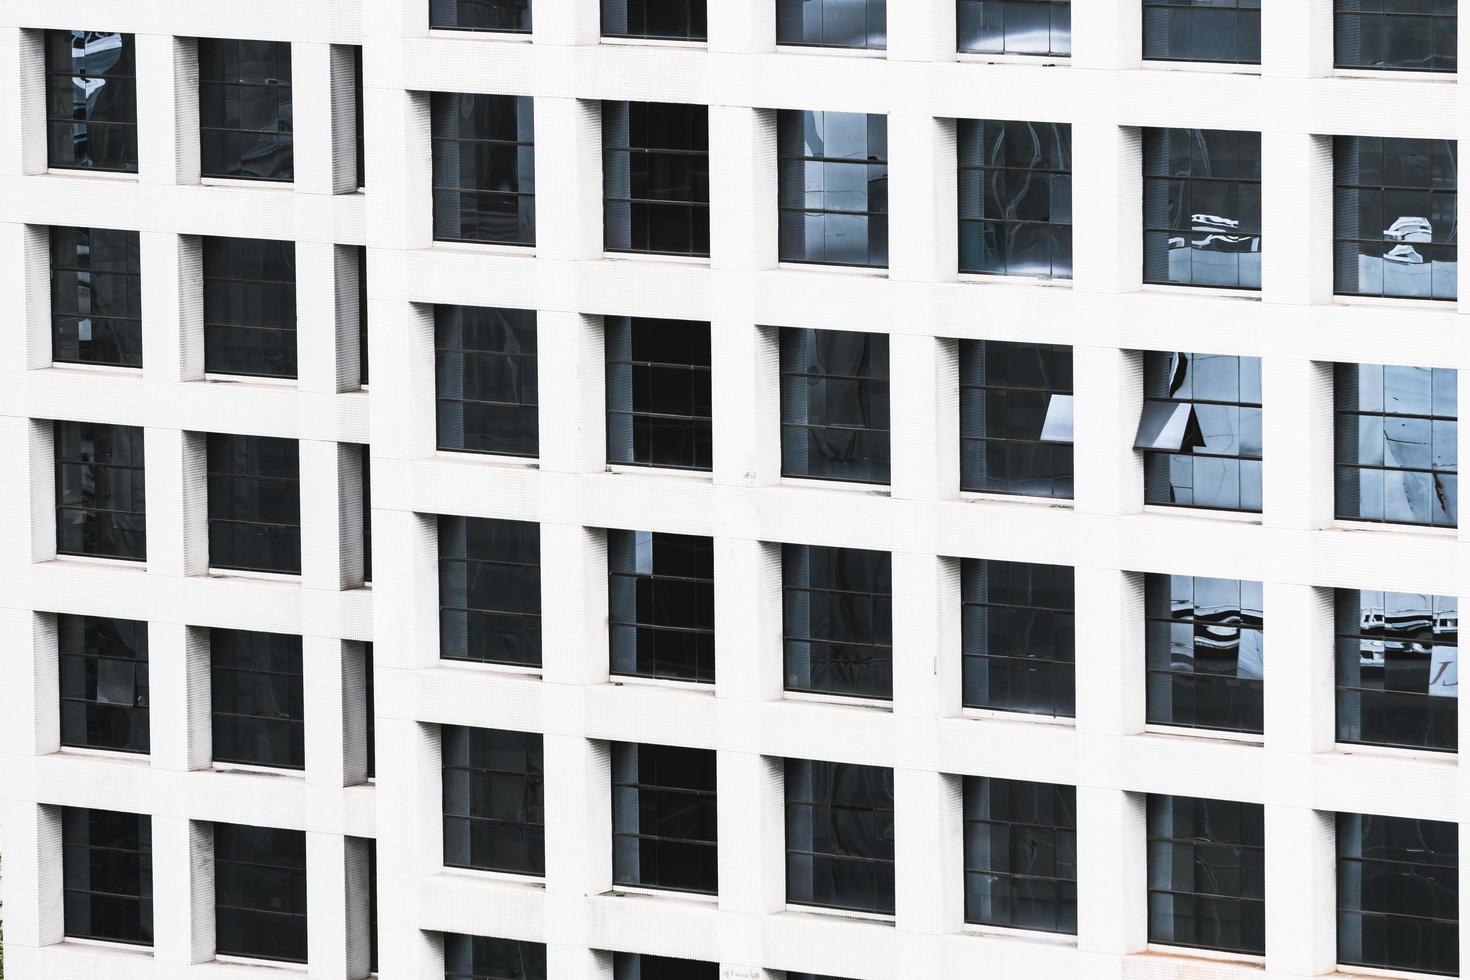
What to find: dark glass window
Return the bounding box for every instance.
[358,246,369,383]
[1334,362,1457,528]
[442,725,545,876]
[444,934,548,980]
[1338,812,1458,976]
[432,93,536,246]
[960,340,1073,497]
[203,237,298,380]
[214,823,308,963]
[609,531,715,683]
[778,0,887,49]
[604,102,709,257]
[1137,352,1262,512]
[781,328,890,484]
[1334,136,1458,301]
[63,807,152,945]
[612,742,718,894]
[59,614,150,754]
[198,39,294,181]
[51,226,142,368]
[432,0,533,32]
[1143,128,1262,290]
[613,954,716,979]
[361,447,372,583]
[784,544,892,701]
[363,643,376,778]
[958,121,1072,279]
[962,560,1075,717]
[437,305,539,458]
[45,31,138,173]
[1145,575,1264,735]
[606,316,712,471]
[439,516,542,667]
[207,434,301,574]
[601,0,708,40]
[963,777,1076,934]
[785,758,895,915]
[353,48,365,189]
[1336,0,1456,73]
[211,629,304,770]
[957,0,1071,55]
[55,420,146,561]
[366,840,378,972]
[778,111,888,268]
[1143,0,1261,64]
[1336,589,1458,752]
[1147,795,1264,955]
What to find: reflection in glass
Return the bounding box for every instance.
[778,111,889,268]
[442,725,545,875]
[778,0,887,49]
[612,742,718,894]
[51,226,143,368]
[1336,1,1456,73]
[203,237,298,379]
[785,758,896,915]
[59,615,150,754]
[1143,128,1262,289]
[430,0,533,32]
[957,0,1071,56]
[1143,0,1261,65]
[958,120,1072,278]
[45,31,138,173]
[214,824,307,963]
[606,317,712,470]
[432,93,536,246]
[206,433,302,574]
[436,305,539,457]
[1336,589,1457,752]
[63,808,153,946]
[444,934,548,980]
[784,544,892,700]
[609,531,715,683]
[604,102,710,256]
[1145,575,1264,734]
[1148,795,1265,955]
[198,39,294,181]
[210,628,304,770]
[960,340,1073,497]
[964,777,1077,934]
[962,560,1075,717]
[1338,812,1459,976]
[439,515,542,667]
[781,328,890,484]
[55,420,147,561]
[601,0,707,40]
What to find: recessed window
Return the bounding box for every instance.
[1335,0,1456,73]
[203,237,298,379]
[59,614,150,754]
[604,102,709,257]
[778,111,888,268]
[1144,574,1264,735]
[363,643,376,778]
[958,121,1072,279]
[1334,136,1458,301]
[442,725,545,876]
[63,807,152,946]
[777,0,887,50]
[612,742,718,894]
[206,433,302,574]
[436,305,539,458]
[606,316,712,471]
[1143,128,1262,290]
[360,447,372,583]
[780,328,890,484]
[51,226,142,368]
[784,544,892,701]
[444,934,548,980]
[613,953,717,979]
[364,840,378,972]
[431,0,533,33]
[1334,362,1457,528]
[1143,0,1261,65]
[214,823,308,963]
[601,0,707,41]
[963,777,1077,934]
[960,340,1073,498]
[357,245,369,382]
[962,560,1075,717]
[45,31,138,173]
[439,515,542,668]
[785,758,895,915]
[609,531,715,683]
[54,420,146,561]
[1336,589,1458,752]
[353,48,365,189]
[1147,795,1264,955]
[432,93,536,246]
[211,629,304,770]
[1338,812,1458,976]
[957,0,1071,56]
[198,39,294,182]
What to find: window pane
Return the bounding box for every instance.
[957,0,1071,56]
[432,93,536,246]
[203,237,298,379]
[442,725,546,876]
[1144,575,1265,734]
[960,340,1073,497]
[437,305,539,457]
[211,629,305,770]
[45,31,138,172]
[430,0,533,32]
[444,933,549,980]
[63,807,153,946]
[1338,812,1459,976]
[198,39,293,181]
[601,0,708,40]
[1147,795,1265,955]
[609,531,716,682]
[1143,1,1262,64]
[439,515,543,667]
[59,614,150,754]
[606,317,712,471]
[214,823,308,963]
[55,419,147,561]
[785,759,896,915]
[781,328,890,484]
[1336,589,1458,751]
[962,560,1075,716]
[206,433,302,574]
[612,742,718,893]
[784,544,893,700]
[1336,5,1457,72]
[604,102,710,256]
[1143,128,1263,290]
[51,225,143,367]
[777,0,887,49]
[778,111,889,268]
[611,953,719,980]
[964,777,1077,934]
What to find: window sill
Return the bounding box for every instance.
[609,674,716,694]
[1140,283,1261,301]
[962,923,1076,946]
[1332,742,1456,765]
[432,449,540,470]
[1142,944,1264,967]
[215,954,308,971]
[776,260,888,279]
[778,476,890,495]
[775,44,886,59]
[56,745,151,763]
[200,373,297,388]
[198,176,295,190]
[211,762,306,779]
[784,690,892,712]
[429,239,536,258]
[782,903,896,925]
[955,52,1069,67]
[956,272,1073,289]
[38,361,143,376]
[438,865,547,888]
[600,36,707,49]
[609,884,719,904]
[601,250,710,266]
[439,658,543,680]
[1331,67,1457,82]
[1340,962,1461,980]
[205,567,302,583]
[958,490,1073,509]
[61,937,154,955]
[42,167,138,182]
[1140,504,1262,525]
[1330,293,1457,312]
[1140,59,1261,75]
[607,463,713,480]
[1328,520,1457,538]
[960,707,1075,727]
[1141,724,1263,747]
[43,554,148,572]
[427,28,533,43]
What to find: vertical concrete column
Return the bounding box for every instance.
[885,114,956,285]
[292,43,359,196]
[135,34,199,185]
[22,612,60,755]
[1262,584,1335,756]
[886,0,955,61]
[1262,0,1333,78]
[1071,124,1142,296]
[140,233,204,383]
[1071,345,1143,517]
[889,334,958,502]
[1070,0,1141,70]
[531,0,601,47]
[13,223,50,370]
[151,816,215,964]
[893,769,964,942]
[372,510,439,671]
[714,539,783,702]
[1073,567,1146,738]
[143,427,209,578]
[1262,358,1335,530]
[708,106,778,272]
[366,87,432,251]
[0,419,37,563]
[711,320,781,487]
[716,753,786,916]
[542,736,612,967]
[1262,133,1333,307]
[297,243,362,395]
[1264,806,1337,977]
[0,801,63,948]
[23,418,55,562]
[540,524,609,687]
[369,301,432,460]
[1074,787,1148,976]
[537,312,606,474]
[373,718,443,978]
[307,832,369,979]
[533,98,603,263]
[891,552,960,721]
[3,29,46,176]
[304,637,355,788]
[148,623,212,772]
[300,439,362,591]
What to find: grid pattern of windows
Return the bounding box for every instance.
[210,628,305,770]
[777,0,887,50]
[59,614,150,755]
[1147,795,1265,955]
[962,560,1075,717]
[785,759,895,915]
[45,31,138,173]
[206,433,302,574]
[198,39,294,182]
[783,544,892,701]
[611,742,718,894]
[1143,128,1262,290]
[606,316,712,470]
[444,934,548,980]
[1336,589,1458,752]
[203,237,298,379]
[601,0,708,41]
[1338,812,1459,976]
[1335,0,1457,73]
[62,807,153,946]
[780,328,890,484]
[50,225,142,368]
[430,0,533,33]
[436,305,539,458]
[963,777,1076,934]
[442,725,546,876]
[608,530,715,683]
[214,823,308,963]
[1143,0,1261,64]
[439,515,542,667]
[1145,575,1264,735]
[958,120,1072,279]
[959,340,1073,498]
[778,111,888,268]
[54,420,146,561]
[957,0,1071,56]
[603,102,710,257]
[432,93,536,246]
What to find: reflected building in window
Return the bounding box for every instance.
[45,31,138,173]
[1145,575,1264,735]
[778,0,887,50]
[778,111,888,268]
[1336,589,1458,752]
[958,0,1071,56]
[958,120,1072,279]
[1144,128,1262,290]
[960,340,1073,497]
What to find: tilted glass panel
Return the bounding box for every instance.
[442,725,546,875]
[959,340,1073,497]
[203,237,298,379]
[443,933,549,980]
[601,0,708,40]
[785,759,896,915]
[964,777,1077,934]
[55,420,147,561]
[1336,589,1458,752]
[45,31,138,172]
[612,953,719,980]
[1338,812,1459,976]
[51,226,143,368]
[1145,575,1265,734]
[957,0,1071,56]
[430,0,534,32]
[608,531,716,683]
[59,614,150,754]
[606,317,713,470]
[206,433,301,574]
[1143,128,1263,289]
[62,808,153,946]
[432,93,536,246]
[198,39,294,181]
[1139,352,1263,512]
[1143,0,1261,65]
[210,629,305,770]
[783,544,893,700]
[777,0,887,49]
[436,305,539,458]
[603,102,710,256]
[1335,0,1456,73]
[439,515,542,667]
[962,560,1075,717]
[214,823,308,963]
[611,742,719,894]
[1147,795,1265,955]
[781,327,890,484]
[778,111,889,268]
[958,120,1073,279]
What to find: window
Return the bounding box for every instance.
[358,246,369,383]
[1147,795,1264,955]
[45,31,138,173]
[432,93,536,246]
[363,643,376,778]
[962,560,1075,717]
[613,953,718,979]
[1136,352,1262,512]
[63,808,152,946]
[958,121,1072,279]
[361,447,372,583]
[436,305,539,458]
[1334,362,1457,528]
[444,934,548,980]
[609,531,715,683]
[1336,590,1458,752]
[612,742,718,894]
[203,237,298,379]
[439,516,542,667]
[1143,128,1262,290]
[1336,0,1456,73]
[778,111,888,268]
[959,341,1073,498]
[442,725,545,876]
[59,614,150,754]
[1334,136,1458,301]
[1338,812,1458,976]
[963,777,1076,934]
[366,841,378,972]
[354,48,365,188]
[55,420,146,561]
[784,544,892,701]
[777,0,887,50]
[785,758,895,915]
[207,434,301,574]
[781,328,890,484]
[1145,575,1264,735]
[606,316,712,470]
[1143,0,1261,64]
[604,102,709,257]
[601,0,707,41]
[431,0,533,32]
[198,39,294,181]
[957,0,1071,56]
[211,629,305,770]
[214,823,308,963]
[51,226,142,368]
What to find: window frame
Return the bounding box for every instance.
[959,340,1074,498]
[957,0,1072,57]
[202,236,299,380]
[438,515,543,668]
[435,304,540,459]
[963,776,1077,935]
[197,38,295,182]
[611,741,719,895]
[1334,2,1457,74]
[776,0,888,51]
[59,614,150,755]
[777,110,889,269]
[54,419,147,562]
[1146,794,1265,956]
[45,30,139,173]
[1143,574,1265,736]
[205,433,302,575]
[62,807,154,947]
[602,101,711,258]
[443,933,549,980]
[1142,127,1263,291]
[213,822,308,964]
[779,327,891,485]
[784,758,896,916]
[600,0,709,42]
[961,559,1076,718]
[431,92,537,247]
[605,316,713,472]
[1142,0,1262,66]
[608,530,716,684]
[429,0,534,34]
[783,543,894,702]
[209,628,306,771]
[957,120,1074,280]
[50,225,143,368]
[441,725,547,876]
